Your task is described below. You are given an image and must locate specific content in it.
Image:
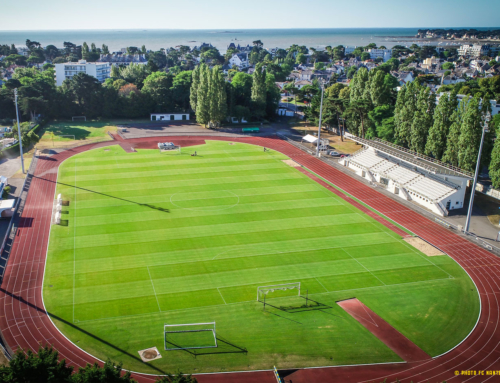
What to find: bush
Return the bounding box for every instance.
[2,185,11,199]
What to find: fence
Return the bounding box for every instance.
[0,150,38,278]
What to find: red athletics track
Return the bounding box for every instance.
[0,135,499,383]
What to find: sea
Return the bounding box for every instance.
[1,28,498,53]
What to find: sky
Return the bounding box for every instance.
[1,0,499,30]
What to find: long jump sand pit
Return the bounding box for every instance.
[404,237,444,256]
[282,159,301,167]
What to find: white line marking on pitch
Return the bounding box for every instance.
[217,287,227,304]
[147,266,161,312]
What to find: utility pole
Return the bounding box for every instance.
[14,89,25,174]
[465,117,490,232]
[316,80,325,157]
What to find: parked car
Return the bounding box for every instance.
[327,150,341,157]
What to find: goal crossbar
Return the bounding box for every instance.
[257,282,301,302]
[164,322,217,351]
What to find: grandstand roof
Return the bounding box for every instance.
[346,134,473,179]
[348,148,457,202]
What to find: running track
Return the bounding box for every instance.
[1,135,499,383]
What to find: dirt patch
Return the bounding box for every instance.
[138,346,162,362]
[404,237,444,256]
[282,159,301,168]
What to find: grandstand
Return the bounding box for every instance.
[340,134,471,217]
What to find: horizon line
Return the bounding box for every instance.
[1,26,500,32]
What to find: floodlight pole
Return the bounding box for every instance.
[14,89,25,174]
[316,80,325,157]
[465,119,489,233]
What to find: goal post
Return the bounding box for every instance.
[158,142,181,154]
[164,322,217,351]
[72,116,86,122]
[257,282,301,303]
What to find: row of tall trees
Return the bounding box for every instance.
[190,63,280,126]
[0,346,196,383]
[190,64,227,127]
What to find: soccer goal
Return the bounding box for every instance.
[257,282,301,304]
[164,322,217,351]
[72,116,86,122]
[158,142,181,154]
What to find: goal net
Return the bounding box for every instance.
[72,116,86,122]
[257,282,301,302]
[164,322,217,351]
[158,142,181,154]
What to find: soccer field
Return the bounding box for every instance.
[43,140,479,374]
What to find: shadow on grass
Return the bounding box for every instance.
[0,287,167,374]
[42,126,94,141]
[165,336,247,359]
[33,176,170,214]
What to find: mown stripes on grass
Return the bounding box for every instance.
[43,141,479,373]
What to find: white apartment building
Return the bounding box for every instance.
[367,48,392,62]
[55,60,111,86]
[457,44,490,57]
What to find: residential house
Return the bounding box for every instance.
[294,80,312,89]
[441,74,465,85]
[228,52,249,70]
[98,53,148,66]
[392,71,415,85]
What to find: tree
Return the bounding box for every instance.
[156,372,197,383]
[409,87,435,153]
[458,96,485,171]
[442,101,466,166]
[102,44,110,54]
[265,73,281,119]
[190,65,200,112]
[118,84,140,97]
[361,52,371,61]
[345,99,371,138]
[369,70,389,107]
[208,66,227,127]
[0,346,73,383]
[425,92,458,159]
[231,72,253,108]
[110,65,120,78]
[119,63,150,87]
[251,63,267,119]
[442,62,454,70]
[295,53,307,65]
[171,70,192,111]
[394,81,419,147]
[369,104,395,142]
[142,71,174,112]
[63,72,103,117]
[73,360,135,383]
[489,132,500,188]
[196,64,210,126]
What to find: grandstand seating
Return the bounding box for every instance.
[346,148,458,205]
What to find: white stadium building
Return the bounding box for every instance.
[340,134,472,217]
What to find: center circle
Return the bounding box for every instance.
[170,190,240,211]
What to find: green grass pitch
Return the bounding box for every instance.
[43,140,479,374]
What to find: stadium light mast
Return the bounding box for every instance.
[316,79,325,157]
[464,114,490,233]
[14,88,25,174]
